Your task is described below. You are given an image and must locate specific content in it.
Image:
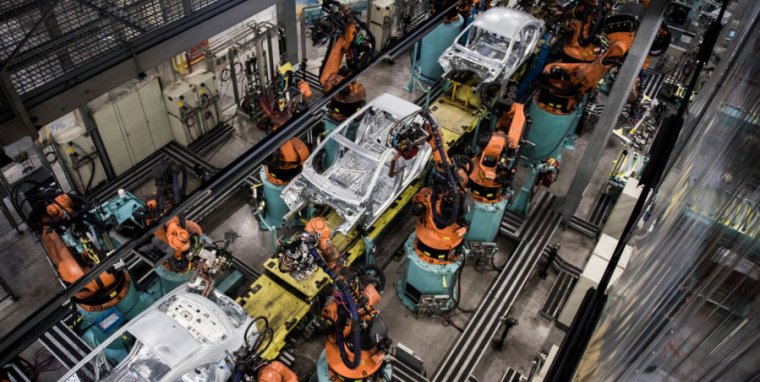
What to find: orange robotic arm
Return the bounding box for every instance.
[266,137,309,186]
[545,39,630,95]
[319,21,359,92]
[41,228,130,312]
[156,215,203,261]
[257,361,298,382]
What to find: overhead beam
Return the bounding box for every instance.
[556,1,670,221]
[0,0,276,143]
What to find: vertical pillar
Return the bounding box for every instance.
[277,0,298,64]
[0,70,38,143]
[557,1,670,222]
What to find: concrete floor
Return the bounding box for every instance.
[0,14,636,382]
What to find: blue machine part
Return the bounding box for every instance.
[95,190,146,228]
[258,167,290,230]
[60,191,147,253]
[152,262,195,298]
[79,279,153,361]
[509,100,583,215]
[523,100,583,164]
[316,350,392,382]
[464,197,509,243]
[322,116,341,169]
[406,16,463,91]
[396,233,462,312]
[302,1,368,25]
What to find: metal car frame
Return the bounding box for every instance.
[438,7,543,87]
[281,93,433,235]
[58,287,252,382]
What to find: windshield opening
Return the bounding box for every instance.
[461,26,510,60]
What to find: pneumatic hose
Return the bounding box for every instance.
[308,246,362,369]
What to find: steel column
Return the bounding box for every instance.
[277,0,299,63]
[557,1,670,221]
[0,70,38,144]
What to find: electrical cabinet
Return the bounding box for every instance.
[368,0,396,52]
[185,70,220,135]
[90,77,173,176]
[43,112,107,194]
[163,79,197,147]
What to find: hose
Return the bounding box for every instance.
[423,112,462,229]
[308,246,362,369]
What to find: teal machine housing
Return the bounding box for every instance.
[396,233,461,312]
[257,167,291,230]
[405,15,463,90]
[509,99,583,215]
[464,196,510,243]
[73,191,155,361]
[78,279,154,361]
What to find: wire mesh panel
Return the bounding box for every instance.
[0,0,231,96]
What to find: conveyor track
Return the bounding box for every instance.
[432,192,561,381]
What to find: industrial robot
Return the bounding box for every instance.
[255,0,374,230]
[20,188,153,361]
[275,217,391,381]
[140,213,218,293]
[244,29,313,231]
[508,2,639,215]
[465,81,527,243]
[392,110,471,315]
[311,0,375,122]
[241,27,312,131]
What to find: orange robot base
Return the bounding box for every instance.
[257,361,298,382]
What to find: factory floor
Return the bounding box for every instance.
[191,53,625,380]
[0,46,625,381]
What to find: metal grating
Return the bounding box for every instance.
[0,0,230,96]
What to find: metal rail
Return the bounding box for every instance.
[0,2,458,364]
[433,192,561,381]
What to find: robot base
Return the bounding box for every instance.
[509,100,583,215]
[396,233,461,314]
[153,265,194,297]
[316,350,392,382]
[79,281,153,361]
[464,197,509,243]
[258,167,291,230]
[405,16,464,92]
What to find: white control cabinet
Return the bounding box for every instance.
[163,79,197,147]
[90,77,173,176]
[185,70,220,136]
[368,0,396,52]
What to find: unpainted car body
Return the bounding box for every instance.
[281,93,433,235]
[60,287,252,382]
[438,7,543,87]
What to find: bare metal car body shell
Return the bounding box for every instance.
[60,288,252,382]
[438,7,543,86]
[281,93,432,235]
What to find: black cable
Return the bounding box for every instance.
[244,316,269,348]
[70,142,96,194]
